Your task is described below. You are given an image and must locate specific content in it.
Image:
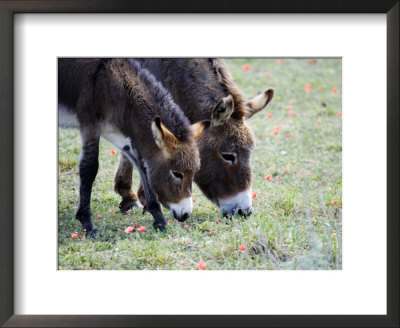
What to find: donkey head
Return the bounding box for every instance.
[194,89,274,217]
[147,117,209,221]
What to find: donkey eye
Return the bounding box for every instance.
[220,152,237,165]
[171,171,184,180]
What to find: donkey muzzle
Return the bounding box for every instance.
[222,207,253,218]
[168,197,193,222]
[173,211,189,222]
[219,189,253,218]
[237,207,253,217]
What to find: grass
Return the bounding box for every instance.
[58,58,342,270]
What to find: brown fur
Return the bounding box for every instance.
[114,154,138,210]
[59,58,208,231]
[115,58,273,214]
[96,59,201,207]
[211,59,248,120]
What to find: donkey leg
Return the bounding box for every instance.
[135,157,166,231]
[137,182,146,209]
[121,147,166,230]
[75,126,100,237]
[141,182,166,231]
[114,154,142,212]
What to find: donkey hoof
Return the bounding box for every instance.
[153,222,166,231]
[119,199,142,213]
[89,228,99,238]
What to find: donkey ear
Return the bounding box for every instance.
[151,117,179,153]
[245,88,274,119]
[212,95,234,126]
[191,120,211,141]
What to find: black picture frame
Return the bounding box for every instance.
[0,1,398,327]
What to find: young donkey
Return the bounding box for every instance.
[58,58,209,235]
[115,58,273,217]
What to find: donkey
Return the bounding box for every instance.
[114,58,273,217]
[58,58,209,235]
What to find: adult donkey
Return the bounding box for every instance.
[58,58,209,234]
[115,58,273,217]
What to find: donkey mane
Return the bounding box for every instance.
[208,59,248,120]
[140,58,248,124]
[122,59,192,142]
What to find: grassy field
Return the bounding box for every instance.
[58,58,342,270]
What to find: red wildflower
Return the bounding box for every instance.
[239,244,246,251]
[216,219,219,224]
[286,105,293,110]
[337,113,342,118]
[193,199,196,203]
[317,121,322,125]
[168,220,173,224]
[264,175,272,181]
[138,226,147,232]
[71,233,78,239]
[110,149,117,155]
[289,112,295,118]
[306,172,311,176]
[332,88,338,94]
[78,235,82,239]
[304,83,312,93]
[275,59,282,65]
[97,215,102,219]
[210,231,215,235]
[242,64,250,71]
[267,113,273,118]
[271,213,276,217]
[125,226,134,233]
[331,232,337,238]
[272,125,280,135]
[252,191,258,199]
[332,200,338,205]
[196,261,207,270]
[284,169,289,174]
[181,260,187,265]
[264,72,271,77]
[133,223,138,229]
[285,133,291,138]
[308,59,316,65]
[184,224,189,229]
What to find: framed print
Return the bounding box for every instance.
[0,1,398,327]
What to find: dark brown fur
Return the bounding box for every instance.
[115,58,273,216]
[59,58,207,233]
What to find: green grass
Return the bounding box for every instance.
[58,58,342,270]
